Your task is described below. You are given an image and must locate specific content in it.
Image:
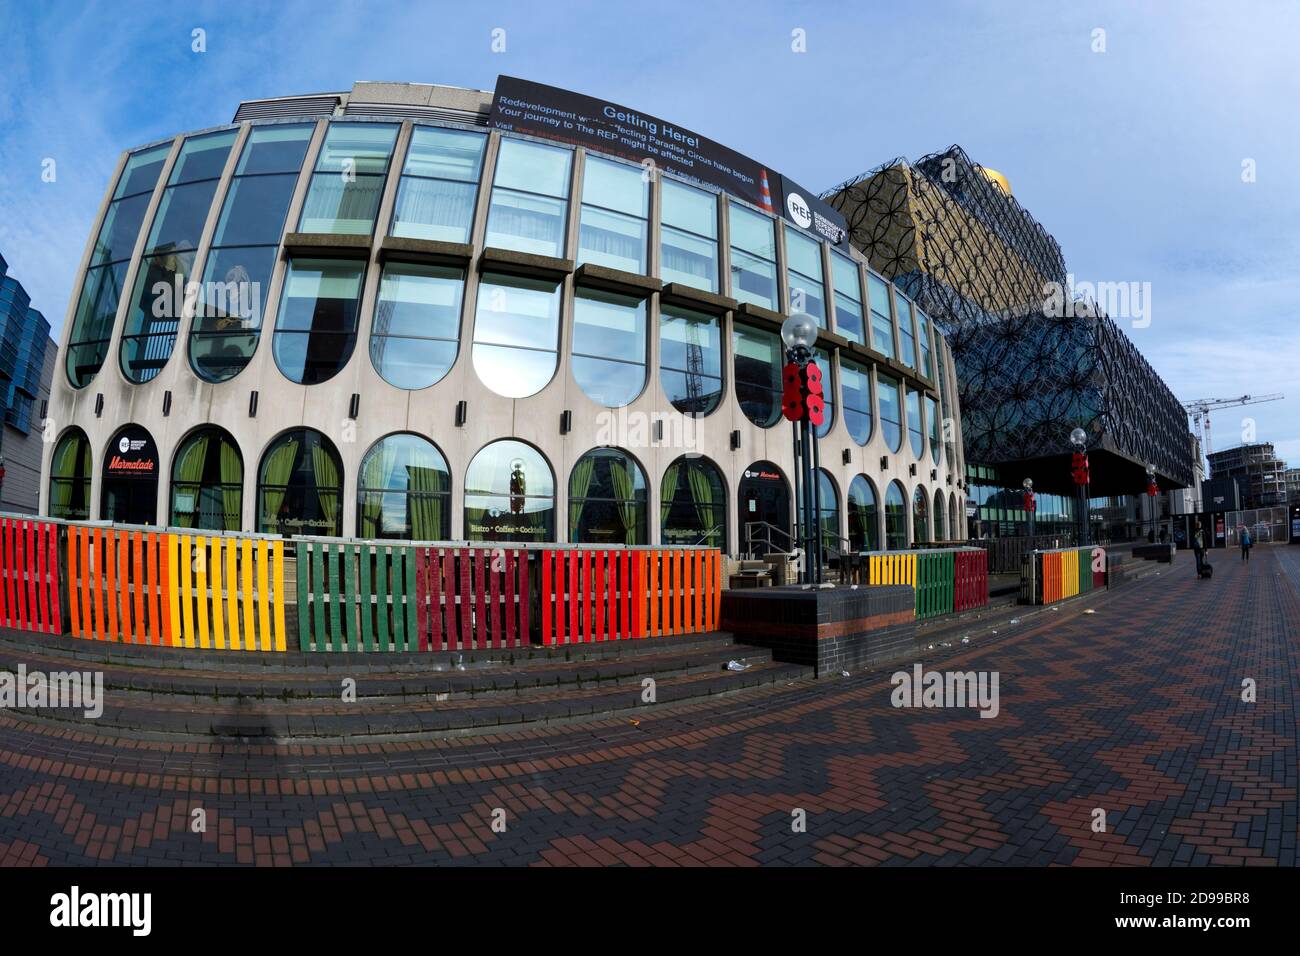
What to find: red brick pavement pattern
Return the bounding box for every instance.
[1,546,1298,866]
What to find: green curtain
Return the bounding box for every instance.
[609,459,637,545]
[311,444,340,533]
[687,464,715,544]
[260,439,299,532]
[660,462,680,535]
[219,439,241,531]
[568,455,596,541]
[172,435,209,528]
[408,465,446,540]
[49,437,79,515]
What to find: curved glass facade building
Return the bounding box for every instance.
[43,80,964,555]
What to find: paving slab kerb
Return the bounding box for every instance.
[0,547,1297,866]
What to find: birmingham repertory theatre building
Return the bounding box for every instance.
[42,78,969,557]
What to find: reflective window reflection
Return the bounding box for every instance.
[191,123,312,382]
[472,272,560,398]
[733,322,782,427]
[298,123,398,235]
[785,229,826,325]
[913,484,929,544]
[464,440,555,543]
[847,475,879,552]
[816,469,840,558]
[897,294,917,369]
[867,272,895,359]
[907,387,924,458]
[358,433,451,540]
[660,304,722,415]
[272,258,366,385]
[917,308,933,379]
[485,138,571,257]
[391,126,486,244]
[934,489,947,540]
[885,480,907,550]
[578,156,648,273]
[814,347,835,439]
[571,287,646,407]
[659,179,718,292]
[878,372,903,452]
[370,263,464,390]
[840,356,873,446]
[926,394,941,462]
[831,253,864,345]
[728,203,777,309]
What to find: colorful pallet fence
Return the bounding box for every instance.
[65,526,287,650]
[0,516,62,634]
[537,547,721,645]
[1025,546,1106,605]
[865,547,989,619]
[294,541,534,652]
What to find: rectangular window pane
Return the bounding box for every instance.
[485,189,567,256]
[236,124,313,176]
[145,179,221,254]
[582,156,647,217]
[212,173,299,247]
[299,173,386,235]
[314,124,398,175]
[403,127,486,181]
[578,205,646,273]
[493,138,571,197]
[168,130,237,185]
[785,230,822,280]
[661,179,716,237]
[114,144,171,200]
[730,248,777,309]
[391,176,478,243]
[660,225,717,291]
[729,204,775,259]
[897,296,916,368]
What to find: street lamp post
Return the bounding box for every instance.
[1022,477,1036,543]
[1144,464,1158,543]
[781,314,824,586]
[1070,427,1091,547]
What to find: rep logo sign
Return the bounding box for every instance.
[786,190,812,229]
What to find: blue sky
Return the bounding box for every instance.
[1,0,1296,465]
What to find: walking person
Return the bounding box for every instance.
[1240,526,1252,562]
[1193,521,1207,576]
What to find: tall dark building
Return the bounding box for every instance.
[824,146,1195,518]
[0,251,57,513]
[1207,442,1287,509]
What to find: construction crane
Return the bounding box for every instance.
[1181,393,1284,466]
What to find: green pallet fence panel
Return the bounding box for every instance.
[311,542,327,649]
[376,545,390,650]
[359,543,375,651]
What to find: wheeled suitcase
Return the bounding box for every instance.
[1197,554,1213,579]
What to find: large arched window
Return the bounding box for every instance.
[273,258,366,385]
[369,263,464,390]
[120,130,237,384]
[190,123,314,383]
[571,288,647,407]
[101,424,159,525]
[884,480,907,551]
[840,356,873,445]
[358,433,451,541]
[950,495,961,542]
[906,387,924,459]
[472,272,561,398]
[661,455,726,549]
[847,475,879,552]
[660,305,722,415]
[257,429,343,536]
[464,440,554,543]
[66,143,170,388]
[878,373,902,452]
[738,460,790,556]
[170,426,242,531]
[912,485,929,545]
[733,322,782,427]
[926,395,941,462]
[48,429,93,520]
[816,469,840,558]
[933,489,947,541]
[569,448,647,545]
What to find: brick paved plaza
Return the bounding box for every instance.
[1,545,1297,867]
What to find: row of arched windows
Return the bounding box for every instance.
[48,425,955,550]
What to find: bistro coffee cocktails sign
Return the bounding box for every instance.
[489,76,848,248]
